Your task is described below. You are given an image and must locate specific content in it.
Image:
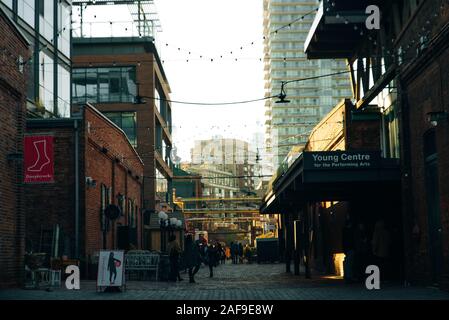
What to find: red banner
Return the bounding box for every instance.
[24,135,54,184]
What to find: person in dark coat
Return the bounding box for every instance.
[354,223,370,281]
[238,243,244,264]
[207,241,218,277]
[184,235,201,283]
[230,242,236,264]
[168,235,183,282]
[342,217,355,283]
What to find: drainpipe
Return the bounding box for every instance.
[74,119,80,259]
[380,106,387,158]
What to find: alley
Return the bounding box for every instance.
[1,263,448,300]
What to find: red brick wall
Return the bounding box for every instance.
[402,0,449,288]
[72,53,158,211]
[24,105,143,278]
[24,126,78,257]
[84,105,144,257]
[0,12,30,287]
[402,41,449,287]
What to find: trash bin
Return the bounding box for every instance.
[256,238,279,263]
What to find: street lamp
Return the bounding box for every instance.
[159,211,183,253]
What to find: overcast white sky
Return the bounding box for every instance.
[74,0,266,162]
[155,0,266,161]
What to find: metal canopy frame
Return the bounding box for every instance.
[73,0,162,38]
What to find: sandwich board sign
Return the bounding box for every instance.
[97,250,125,291]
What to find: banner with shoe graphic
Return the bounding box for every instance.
[24,135,54,184]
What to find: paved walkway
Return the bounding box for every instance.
[1,263,448,300]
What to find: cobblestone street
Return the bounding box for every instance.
[1,263,448,300]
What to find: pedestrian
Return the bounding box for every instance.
[225,246,231,263]
[342,217,355,283]
[244,244,252,264]
[354,223,369,281]
[184,234,201,283]
[230,242,236,264]
[207,241,218,278]
[372,219,391,281]
[217,243,225,265]
[238,243,244,264]
[167,234,183,282]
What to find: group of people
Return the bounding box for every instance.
[167,235,255,283]
[342,218,392,283]
[230,242,253,264]
[167,234,227,283]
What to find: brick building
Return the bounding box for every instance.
[0,7,30,288]
[25,103,143,277]
[303,0,449,288]
[261,98,401,279]
[71,36,174,251]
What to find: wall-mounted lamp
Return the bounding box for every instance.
[86,177,97,188]
[426,111,448,127]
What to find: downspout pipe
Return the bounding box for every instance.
[74,118,80,259]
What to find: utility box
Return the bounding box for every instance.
[256,238,279,263]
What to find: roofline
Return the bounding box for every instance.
[0,6,31,47]
[72,36,170,92]
[83,103,144,166]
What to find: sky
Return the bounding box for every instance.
[154,0,266,161]
[73,0,266,162]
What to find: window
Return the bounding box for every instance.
[103,112,137,147]
[101,184,112,231]
[128,199,137,228]
[72,67,137,104]
[156,168,168,202]
[154,88,161,113]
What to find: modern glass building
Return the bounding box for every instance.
[263,0,352,169]
[0,0,72,118]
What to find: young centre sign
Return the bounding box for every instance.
[304,151,381,170]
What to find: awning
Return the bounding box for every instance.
[304,0,385,59]
[261,151,400,214]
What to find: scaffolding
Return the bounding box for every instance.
[72,0,162,38]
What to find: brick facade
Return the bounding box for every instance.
[0,9,30,288]
[25,104,143,278]
[399,5,449,287]
[72,38,174,250]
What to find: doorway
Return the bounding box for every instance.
[424,129,443,284]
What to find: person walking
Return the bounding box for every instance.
[167,235,183,282]
[238,243,244,264]
[372,219,391,281]
[342,217,356,283]
[225,246,231,264]
[207,241,218,278]
[184,234,201,283]
[230,242,237,264]
[354,223,370,281]
[244,244,252,264]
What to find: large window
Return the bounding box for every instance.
[103,112,137,147]
[72,67,137,104]
[17,0,35,28]
[156,168,168,203]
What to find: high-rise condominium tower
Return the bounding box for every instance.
[263,0,352,170]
